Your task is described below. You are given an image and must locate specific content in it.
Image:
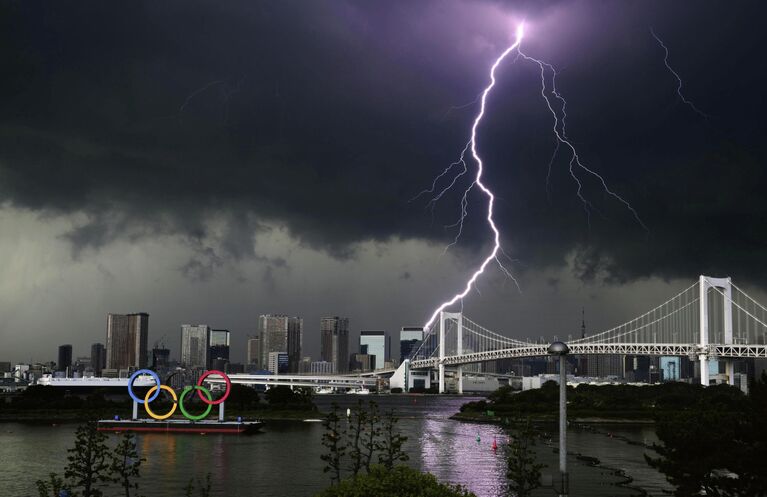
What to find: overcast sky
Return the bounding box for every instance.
[1,1,766,364]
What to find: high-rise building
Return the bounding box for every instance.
[660,356,681,381]
[321,317,349,373]
[105,313,149,370]
[58,344,73,373]
[258,315,303,373]
[350,353,375,372]
[360,331,385,371]
[268,351,289,374]
[151,347,170,369]
[209,329,231,369]
[247,336,262,368]
[298,356,312,373]
[90,343,106,376]
[399,326,424,363]
[180,324,210,369]
[310,361,334,374]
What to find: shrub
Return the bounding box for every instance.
[314,465,476,497]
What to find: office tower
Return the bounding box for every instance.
[90,343,106,376]
[247,336,262,368]
[360,331,385,371]
[660,356,681,381]
[105,313,149,370]
[258,315,303,373]
[399,326,424,363]
[209,329,231,369]
[151,347,170,369]
[310,361,334,374]
[286,319,302,373]
[57,345,73,374]
[268,351,289,374]
[226,362,244,374]
[298,356,312,373]
[350,353,375,372]
[180,324,210,369]
[321,317,349,373]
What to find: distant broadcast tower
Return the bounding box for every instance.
[578,308,588,376]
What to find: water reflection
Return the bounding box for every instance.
[2,397,670,497]
[420,417,507,496]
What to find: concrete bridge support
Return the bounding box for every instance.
[699,275,734,386]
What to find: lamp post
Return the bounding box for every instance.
[548,341,569,497]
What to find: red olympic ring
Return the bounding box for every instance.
[196,370,231,405]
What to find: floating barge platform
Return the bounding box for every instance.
[97,418,263,434]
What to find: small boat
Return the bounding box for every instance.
[347,387,371,395]
[97,418,263,435]
[315,386,334,394]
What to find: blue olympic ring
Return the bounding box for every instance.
[127,369,161,404]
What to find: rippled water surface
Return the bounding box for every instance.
[1,395,671,497]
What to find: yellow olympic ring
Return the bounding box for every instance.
[143,384,178,420]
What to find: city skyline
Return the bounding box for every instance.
[2,2,767,374]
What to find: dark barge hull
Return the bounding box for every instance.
[97,419,263,434]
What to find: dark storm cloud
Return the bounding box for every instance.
[0,1,766,284]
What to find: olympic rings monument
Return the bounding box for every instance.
[97,369,263,434]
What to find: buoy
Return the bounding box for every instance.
[476,434,481,443]
[492,437,498,451]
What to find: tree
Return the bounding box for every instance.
[109,432,145,497]
[506,418,545,497]
[377,409,408,471]
[265,385,314,410]
[314,465,476,497]
[646,410,744,496]
[644,378,767,497]
[321,403,346,485]
[64,422,111,497]
[227,384,260,410]
[361,401,381,474]
[35,473,64,497]
[183,473,212,497]
[346,400,367,478]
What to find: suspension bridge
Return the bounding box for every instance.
[391,275,767,392]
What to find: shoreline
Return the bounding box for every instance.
[450,412,655,425]
[0,408,325,424]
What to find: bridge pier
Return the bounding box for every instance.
[457,366,463,394]
[438,363,445,394]
[699,354,710,386]
[726,360,735,386]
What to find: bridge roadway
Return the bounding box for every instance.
[206,373,378,389]
[409,343,767,369]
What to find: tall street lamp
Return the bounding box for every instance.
[548,341,569,497]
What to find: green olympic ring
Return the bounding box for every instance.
[178,385,213,421]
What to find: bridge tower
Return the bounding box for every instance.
[699,275,734,386]
[438,311,463,394]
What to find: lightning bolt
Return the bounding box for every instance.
[420,23,648,332]
[650,27,708,118]
[422,25,525,331]
[516,47,648,229]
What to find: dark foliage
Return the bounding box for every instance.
[264,385,314,410]
[321,403,346,485]
[227,384,260,410]
[506,418,545,497]
[314,465,476,497]
[110,432,144,497]
[377,409,408,471]
[646,373,767,496]
[64,422,111,497]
